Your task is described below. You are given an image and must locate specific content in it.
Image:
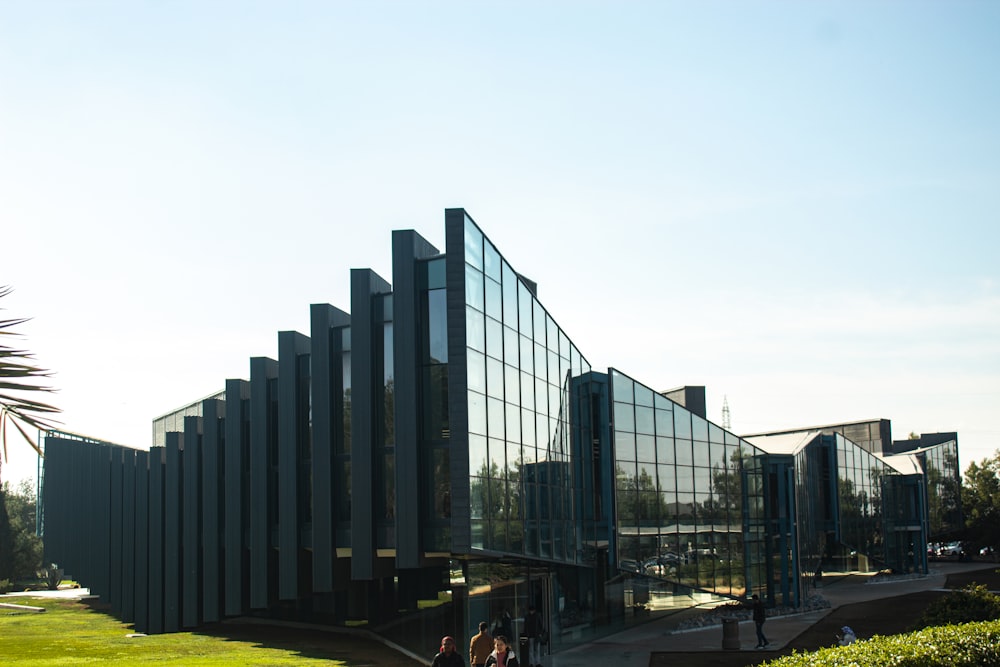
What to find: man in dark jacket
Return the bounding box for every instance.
[750,594,769,649]
[432,636,465,667]
[522,605,544,667]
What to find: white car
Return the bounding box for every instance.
[937,542,964,559]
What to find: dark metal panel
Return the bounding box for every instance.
[201,398,223,623]
[350,268,391,580]
[391,229,440,569]
[182,416,202,628]
[121,448,136,623]
[109,447,123,613]
[224,378,250,616]
[96,444,112,600]
[445,208,472,552]
[278,330,311,600]
[40,437,64,570]
[164,432,182,632]
[134,449,149,633]
[148,447,165,634]
[249,357,278,609]
[309,304,350,593]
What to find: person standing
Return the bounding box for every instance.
[432,636,465,667]
[470,621,493,667]
[750,594,769,649]
[522,605,544,667]
[492,609,513,643]
[484,635,520,667]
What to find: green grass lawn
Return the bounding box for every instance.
[0,598,346,666]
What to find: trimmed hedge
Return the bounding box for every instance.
[915,583,1000,628]
[760,620,1000,667]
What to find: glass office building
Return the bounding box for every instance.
[41,209,963,657]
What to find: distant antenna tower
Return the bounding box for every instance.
[722,395,731,431]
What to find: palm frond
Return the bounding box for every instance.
[0,285,61,463]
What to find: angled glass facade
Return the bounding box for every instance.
[41,207,964,658]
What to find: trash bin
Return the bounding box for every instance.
[721,616,740,650]
[519,634,529,660]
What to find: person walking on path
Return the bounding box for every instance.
[470,622,493,667]
[522,605,544,667]
[432,636,465,667]
[750,594,769,649]
[484,635,520,667]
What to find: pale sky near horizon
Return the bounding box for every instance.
[2,1,998,488]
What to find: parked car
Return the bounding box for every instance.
[936,542,964,560]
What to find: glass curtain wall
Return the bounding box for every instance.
[610,369,766,615]
[918,440,962,538]
[833,434,887,572]
[461,217,591,562]
[420,257,450,551]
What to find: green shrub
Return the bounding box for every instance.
[0,579,11,594]
[915,584,1000,628]
[761,620,1000,667]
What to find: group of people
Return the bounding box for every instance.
[432,606,545,667]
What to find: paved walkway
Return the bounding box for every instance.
[545,561,992,667]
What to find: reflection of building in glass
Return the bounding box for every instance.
[41,209,962,656]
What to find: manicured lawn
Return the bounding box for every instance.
[0,597,349,665]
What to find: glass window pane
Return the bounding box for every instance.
[519,335,534,374]
[535,377,548,413]
[692,414,709,442]
[521,372,535,410]
[486,316,503,360]
[614,402,635,432]
[518,283,533,336]
[464,217,483,270]
[465,263,484,312]
[612,372,633,404]
[634,384,654,408]
[676,438,693,465]
[656,436,675,465]
[486,356,504,399]
[503,326,519,366]
[483,240,501,281]
[521,408,536,447]
[637,434,656,463]
[467,349,486,394]
[615,430,635,460]
[468,391,486,436]
[505,364,520,406]
[466,308,485,353]
[693,441,710,467]
[674,410,693,439]
[426,257,446,290]
[485,277,502,320]
[468,434,488,475]
[425,288,448,364]
[502,262,518,326]
[488,396,505,439]
[635,406,655,435]
[506,403,521,444]
[534,344,548,383]
[533,301,546,343]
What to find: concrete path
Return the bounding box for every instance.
[545,561,992,667]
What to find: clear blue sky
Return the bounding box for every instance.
[2,1,998,486]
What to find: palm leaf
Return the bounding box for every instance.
[0,285,61,464]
